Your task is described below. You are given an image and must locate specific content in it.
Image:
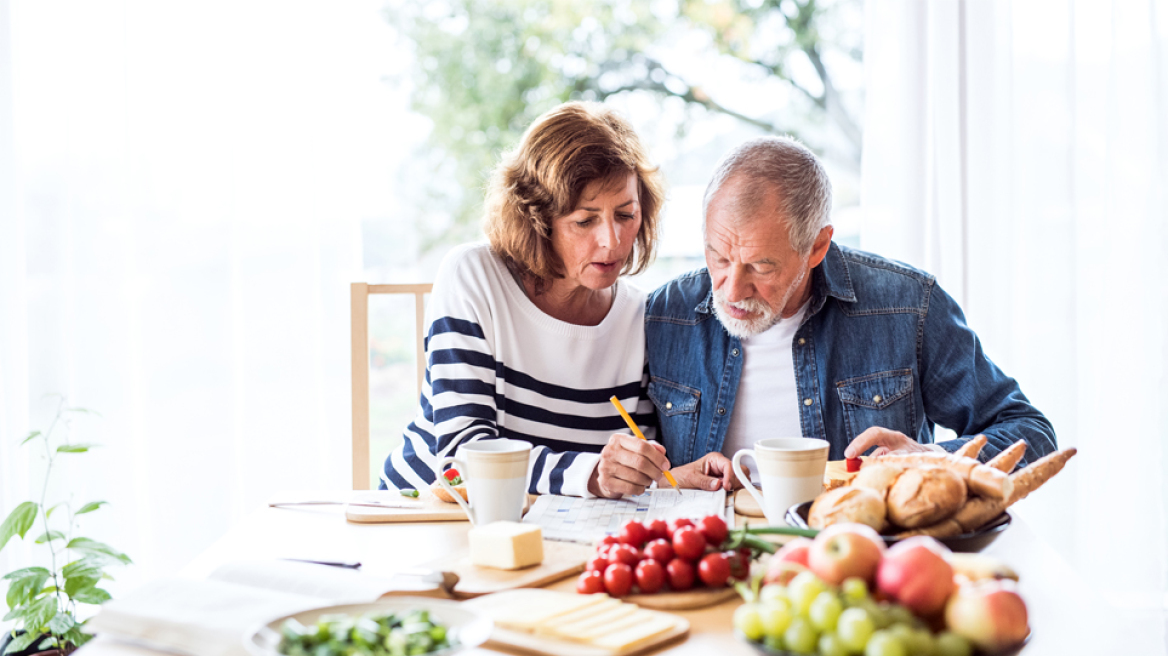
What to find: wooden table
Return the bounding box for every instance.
[76,503,1141,656]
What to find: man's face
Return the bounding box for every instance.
[704,177,825,339]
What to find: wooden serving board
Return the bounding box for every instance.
[626,586,738,610]
[462,589,690,656]
[419,539,591,598]
[345,491,470,523]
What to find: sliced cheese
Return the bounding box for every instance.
[532,598,623,635]
[555,609,652,642]
[468,521,544,571]
[590,614,680,651]
[489,591,609,631]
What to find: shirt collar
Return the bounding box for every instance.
[694,241,857,315]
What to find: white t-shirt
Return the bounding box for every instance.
[720,301,810,482]
[383,242,656,497]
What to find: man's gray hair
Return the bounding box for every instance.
[702,136,833,255]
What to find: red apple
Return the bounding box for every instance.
[763,559,809,586]
[944,580,1030,652]
[876,536,956,617]
[774,537,814,568]
[807,523,886,586]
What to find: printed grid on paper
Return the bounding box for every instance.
[522,489,729,544]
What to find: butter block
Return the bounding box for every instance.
[468,521,544,571]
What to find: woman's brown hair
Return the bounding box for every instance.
[484,102,664,285]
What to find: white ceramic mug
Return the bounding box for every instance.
[435,439,532,525]
[732,438,830,525]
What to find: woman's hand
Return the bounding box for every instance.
[844,426,947,458]
[588,433,672,498]
[668,452,743,492]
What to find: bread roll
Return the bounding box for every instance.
[886,466,967,528]
[808,486,887,533]
[850,463,904,499]
[431,481,468,503]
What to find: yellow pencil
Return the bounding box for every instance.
[609,395,680,491]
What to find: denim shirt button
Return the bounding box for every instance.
[717,407,726,415]
[731,348,740,357]
[798,338,806,345]
[873,394,883,403]
[666,402,673,410]
[803,398,813,406]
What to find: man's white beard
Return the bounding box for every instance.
[712,288,780,339]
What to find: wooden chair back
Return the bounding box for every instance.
[350,282,431,490]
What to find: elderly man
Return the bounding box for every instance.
[653,137,1057,492]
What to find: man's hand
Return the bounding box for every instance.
[844,426,946,458]
[668,452,744,492]
[588,433,672,498]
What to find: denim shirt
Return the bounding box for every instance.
[644,242,1057,467]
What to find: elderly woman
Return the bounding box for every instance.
[380,102,679,498]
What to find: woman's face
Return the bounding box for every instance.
[549,172,642,292]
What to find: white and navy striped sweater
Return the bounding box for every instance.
[381,243,656,497]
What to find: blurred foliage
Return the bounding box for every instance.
[386,0,863,250]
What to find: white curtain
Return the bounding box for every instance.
[0,0,407,595]
[862,0,1167,645]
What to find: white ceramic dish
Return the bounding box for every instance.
[244,597,492,656]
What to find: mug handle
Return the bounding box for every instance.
[732,449,766,513]
[435,457,474,524]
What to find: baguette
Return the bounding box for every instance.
[987,440,1027,473]
[885,466,967,528]
[1008,447,1077,503]
[895,447,1079,538]
[876,452,1013,500]
[955,435,987,460]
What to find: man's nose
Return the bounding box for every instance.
[724,267,752,302]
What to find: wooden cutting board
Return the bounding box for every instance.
[345,491,470,523]
[462,589,690,656]
[419,539,592,598]
[626,586,738,610]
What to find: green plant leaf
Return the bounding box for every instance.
[44,502,65,520]
[65,407,101,417]
[20,431,42,445]
[65,626,91,648]
[62,557,103,580]
[4,567,50,609]
[76,501,108,515]
[0,502,39,551]
[71,587,111,605]
[56,443,97,454]
[36,637,58,651]
[64,572,99,598]
[3,602,28,622]
[25,594,57,631]
[1,566,51,582]
[66,538,131,565]
[3,631,37,655]
[48,611,75,634]
[34,530,67,544]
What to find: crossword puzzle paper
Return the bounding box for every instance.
[522,489,728,544]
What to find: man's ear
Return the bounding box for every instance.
[808,225,834,268]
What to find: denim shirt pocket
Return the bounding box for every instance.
[647,376,701,463]
[835,369,915,441]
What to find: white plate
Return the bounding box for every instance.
[244,597,493,656]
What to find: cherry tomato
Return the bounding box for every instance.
[586,555,609,572]
[642,538,675,564]
[698,552,731,587]
[672,526,706,562]
[635,559,665,594]
[619,521,649,548]
[609,543,641,567]
[603,563,634,597]
[725,550,750,580]
[646,519,669,542]
[600,535,620,547]
[577,570,605,594]
[665,558,695,591]
[698,515,729,546]
[443,468,461,481]
[668,518,695,540]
